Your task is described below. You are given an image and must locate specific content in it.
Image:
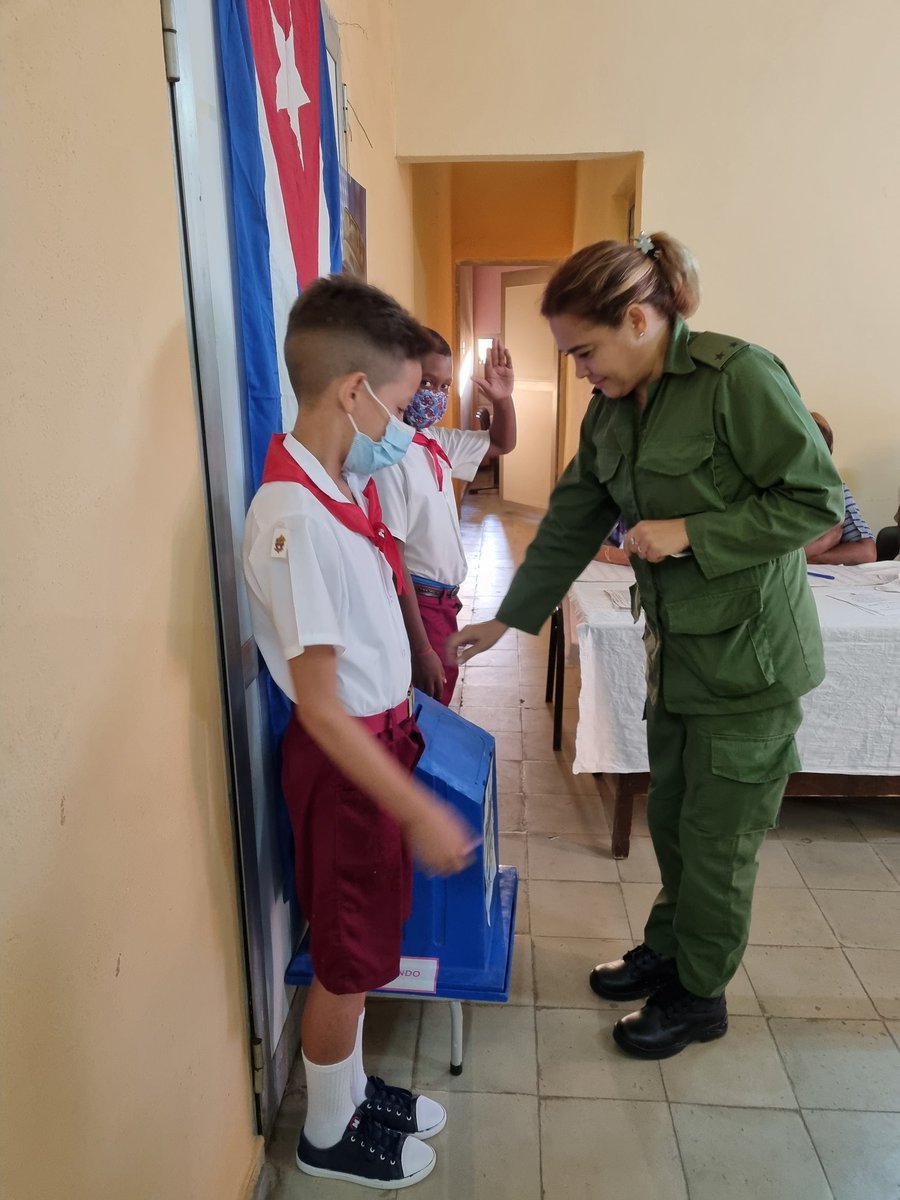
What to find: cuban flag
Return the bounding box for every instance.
[216,0,343,492]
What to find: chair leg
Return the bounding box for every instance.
[552,609,565,751]
[449,1001,464,1075]
[610,774,635,859]
[545,607,558,703]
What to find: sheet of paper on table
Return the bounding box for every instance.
[807,564,900,588]
[575,562,636,585]
[829,589,900,617]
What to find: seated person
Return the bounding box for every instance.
[594,515,631,565]
[876,505,900,561]
[805,413,876,565]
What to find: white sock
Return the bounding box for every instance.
[350,1010,369,1108]
[302,1049,357,1150]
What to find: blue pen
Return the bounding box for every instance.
[807,570,835,580]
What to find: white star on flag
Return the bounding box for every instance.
[270,2,311,165]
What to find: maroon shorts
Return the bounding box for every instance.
[416,591,463,707]
[280,708,425,995]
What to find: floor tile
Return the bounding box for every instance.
[726,962,763,1016]
[805,1109,900,1200]
[520,732,579,762]
[516,882,529,933]
[660,1015,795,1107]
[496,760,522,795]
[742,945,876,1018]
[874,842,900,880]
[541,1098,687,1200]
[459,649,518,671]
[415,1000,537,1095]
[529,880,630,940]
[498,791,525,833]
[524,792,609,840]
[497,830,526,874]
[784,840,899,891]
[776,798,864,842]
[756,838,805,887]
[492,729,523,762]
[406,1092,542,1200]
[671,1105,830,1200]
[770,1016,900,1110]
[616,835,662,884]
[462,667,519,692]
[526,833,618,882]
[848,800,900,842]
[457,705,521,733]
[844,948,900,1018]
[520,706,555,735]
[537,1007,666,1099]
[522,758,596,796]
[812,889,900,949]
[460,683,522,709]
[532,936,635,1011]
[507,933,534,1006]
[749,888,838,947]
[619,881,659,941]
[361,998,423,1090]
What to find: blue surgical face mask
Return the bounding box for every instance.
[343,380,415,475]
[403,387,449,430]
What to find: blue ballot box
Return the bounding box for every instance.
[285,691,518,1004]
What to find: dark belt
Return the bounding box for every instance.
[413,582,460,599]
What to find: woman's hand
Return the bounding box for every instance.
[625,519,690,563]
[446,618,508,664]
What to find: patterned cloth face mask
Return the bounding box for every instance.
[403,387,449,431]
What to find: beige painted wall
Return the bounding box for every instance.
[331,0,417,306]
[394,0,900,529]
[0,6,261,1200]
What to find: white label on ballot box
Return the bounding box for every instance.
[379,957,440,995]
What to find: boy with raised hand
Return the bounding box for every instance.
[243,277,476,1189]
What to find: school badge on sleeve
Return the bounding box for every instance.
[271,528,288,559]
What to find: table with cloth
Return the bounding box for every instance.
[561,561,900,856]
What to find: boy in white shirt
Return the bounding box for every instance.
[375,330,517,703]
[243,278,475,1189]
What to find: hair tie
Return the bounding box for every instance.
[636,231,657,258]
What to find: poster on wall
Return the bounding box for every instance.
[340,167,367,280]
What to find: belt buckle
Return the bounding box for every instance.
[406,688,414,720]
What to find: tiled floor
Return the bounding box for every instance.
[265,496,900,1200]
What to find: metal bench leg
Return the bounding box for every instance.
[545,607,558,703]
[449,1001,464,1075]
[552,609,565,751]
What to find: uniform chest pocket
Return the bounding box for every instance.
[595,446,624,484]
[635,434,719,517]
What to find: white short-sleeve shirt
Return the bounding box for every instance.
[374,427,490,587]
[242,435,411,717]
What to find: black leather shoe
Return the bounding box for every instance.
[613,980,728,1059]
[589,943,677,1001]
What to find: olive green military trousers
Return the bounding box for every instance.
[642,698,803,998]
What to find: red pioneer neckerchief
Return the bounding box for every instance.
[261,434,407,595]
[412,431,453,489]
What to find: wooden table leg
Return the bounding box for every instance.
[610,773,635,860]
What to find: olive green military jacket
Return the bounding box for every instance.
[496,319,845,715]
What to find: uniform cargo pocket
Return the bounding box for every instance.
[635,434,719,516]
[710,733,802,784]
[663,586,775,698]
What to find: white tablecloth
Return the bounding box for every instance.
[566,561,900,776]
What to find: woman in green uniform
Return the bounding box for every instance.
[449,233,844,1059]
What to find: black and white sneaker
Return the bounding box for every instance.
[296,1112,436,1190]
[359,1075,447,1140]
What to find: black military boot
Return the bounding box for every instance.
[589,943,677,1001]
[612,979,728,1059]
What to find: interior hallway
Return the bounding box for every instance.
[264,494,900,1200]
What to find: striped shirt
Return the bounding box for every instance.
[840,483,873,543]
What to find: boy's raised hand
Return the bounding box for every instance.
[475,338,514,403]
